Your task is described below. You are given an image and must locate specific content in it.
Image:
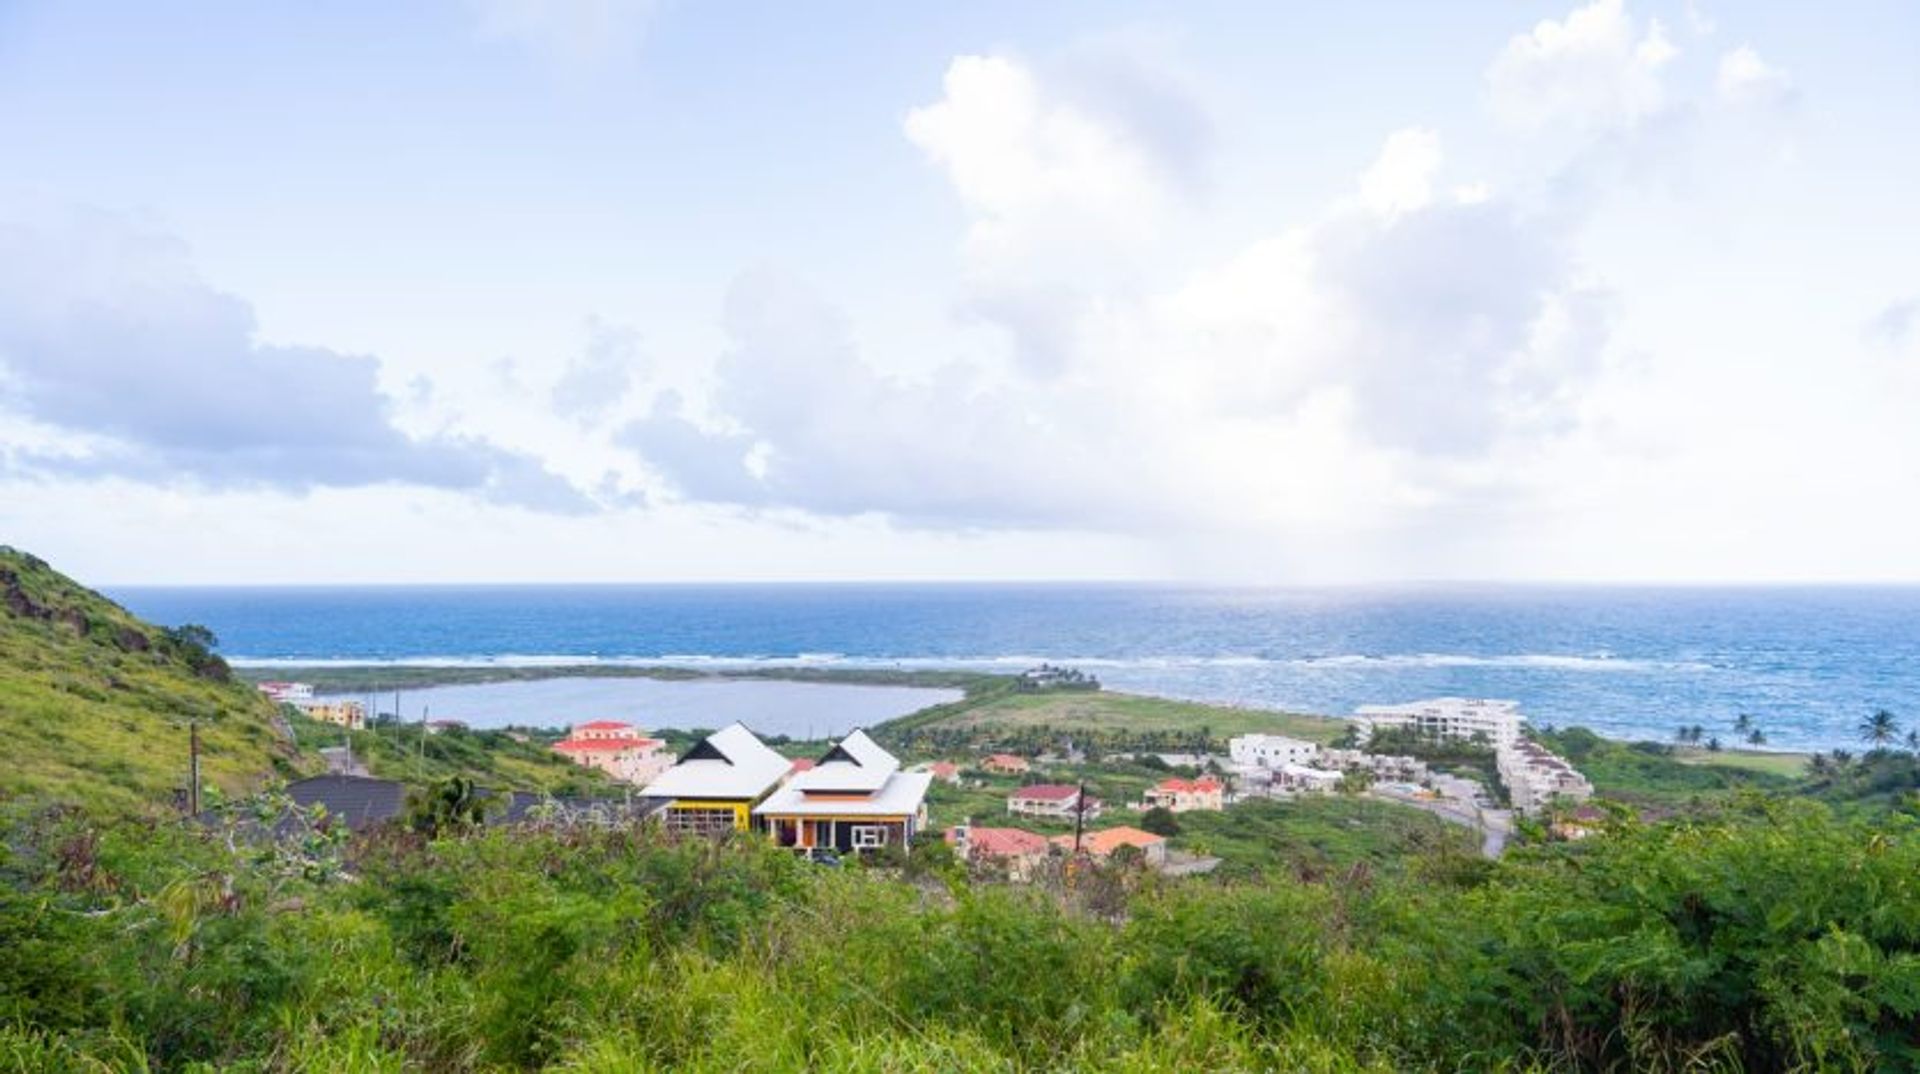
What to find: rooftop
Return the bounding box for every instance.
[640,722,792,801]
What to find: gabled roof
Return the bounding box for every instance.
[641,722,791,800]
[1008,783,1080,801]
[575,720,634,732]
[790,729,899,793]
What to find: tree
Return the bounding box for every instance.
[1139,806,1180,837]
[1733,713,1754,735]
[1858,709,1900,749]
[1706,736,1723,752]
[1747,729,1767,746]
[405,776,491,837]
[1906,729,1920,755]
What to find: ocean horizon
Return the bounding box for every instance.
[109,582,1920,752]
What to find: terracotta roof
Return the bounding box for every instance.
[788,758,816,772]
[930,762,959,776]
[552,737,661,753]
[575,720,635,731]
[947,826,1050,857]
[1052,826,1166,856]
[984,753,1029,766]
[1152,777,1223,794]
[1008,783,1080,801]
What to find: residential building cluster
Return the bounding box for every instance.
[1227,699,1591,817]
[256,681,365,730]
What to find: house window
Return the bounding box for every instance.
[852,825,888,849]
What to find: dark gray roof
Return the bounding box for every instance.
[287,775,406,831]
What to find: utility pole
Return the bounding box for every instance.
[1072,780,1086,854]
[188,720,201,815]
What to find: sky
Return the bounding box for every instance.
[0,0,1916,585]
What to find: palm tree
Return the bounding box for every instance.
[1732,713,1754,735]
[1808,752,1831,776]
[1746,728,1766,746]
[1859,709,1901,749]
[1706,735,1722,752]
[1906,729,1920,755]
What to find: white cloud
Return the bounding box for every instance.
[1715,46,1793,107]
[1487,0,1677,132]
[617,122,1615,540]
[0,209,593,513]
[550,317,644,422]
[1864,298,1918,349]
[904,54,1187,270]
[1355,128,1442,219]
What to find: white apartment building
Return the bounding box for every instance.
[1228,733,1321,769]
[1353,698,1523,750]
[1498,740,1594,816]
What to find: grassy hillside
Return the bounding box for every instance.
[0,547,301,814]
[887,685,1346,755]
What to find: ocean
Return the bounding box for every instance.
[107,583,1920,751]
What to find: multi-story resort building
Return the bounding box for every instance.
[1228,733,1321,769]
[1498,739,1594,815]
[755,730,932,856]
[641,722,792,835]
[551,720,672,786]
[1353,697,1523,749]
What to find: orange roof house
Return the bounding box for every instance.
[550,720,671,786]
[1141,775,1226,813]
[981,753,1031,774]
[1052,826,1168,865]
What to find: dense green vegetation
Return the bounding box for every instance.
[0,548,301,815]
[1,795,1915,1072]
[1537,727,1796,808]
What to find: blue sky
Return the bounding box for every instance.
[1,1,1917,583]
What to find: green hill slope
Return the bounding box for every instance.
[0,547,300,814]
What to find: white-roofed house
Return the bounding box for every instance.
[753,729,933,857]
[640,722,793,836]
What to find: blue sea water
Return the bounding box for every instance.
[107,584,1920,751]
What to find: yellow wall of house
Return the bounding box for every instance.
[668,799,751,830]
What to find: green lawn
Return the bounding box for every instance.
[906,689,1346,742]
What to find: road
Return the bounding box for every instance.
[1367,788,1512,859]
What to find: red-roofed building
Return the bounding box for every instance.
[1141,775,1226,813]
[1007,783,1100,820]
[550,721,670,786]
[981,753,1030,775]
[947,824,1052,880]
[928,761,960,784]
